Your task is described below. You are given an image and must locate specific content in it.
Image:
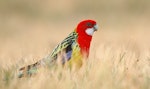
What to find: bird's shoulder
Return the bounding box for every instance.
[50,31,78,58]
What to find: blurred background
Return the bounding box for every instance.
[0,0,150,67]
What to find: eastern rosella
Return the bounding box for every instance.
[18,20,98,78]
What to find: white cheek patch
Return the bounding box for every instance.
[85,28,95,36]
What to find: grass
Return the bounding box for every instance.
[0,19,150,89]
[0,31,150,89]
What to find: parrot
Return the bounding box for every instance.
[18,19,98,78]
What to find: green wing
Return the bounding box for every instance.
[50,31,78,59]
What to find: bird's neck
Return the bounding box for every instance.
[77,34,92,57]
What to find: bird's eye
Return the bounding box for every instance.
[86,22,92,27]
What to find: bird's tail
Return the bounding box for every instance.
[18,61,42,78]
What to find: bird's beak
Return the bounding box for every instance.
[93,24,98,31]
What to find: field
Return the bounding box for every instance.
[0,0,150,89]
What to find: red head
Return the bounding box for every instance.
[75,20,98,57]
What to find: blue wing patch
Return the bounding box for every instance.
[65,44,72,60]
[61,44,72,64]
[66,50,72,60]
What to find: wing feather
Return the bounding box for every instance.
[50,31,77,58]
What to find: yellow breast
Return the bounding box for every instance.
[65,43,83,70]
